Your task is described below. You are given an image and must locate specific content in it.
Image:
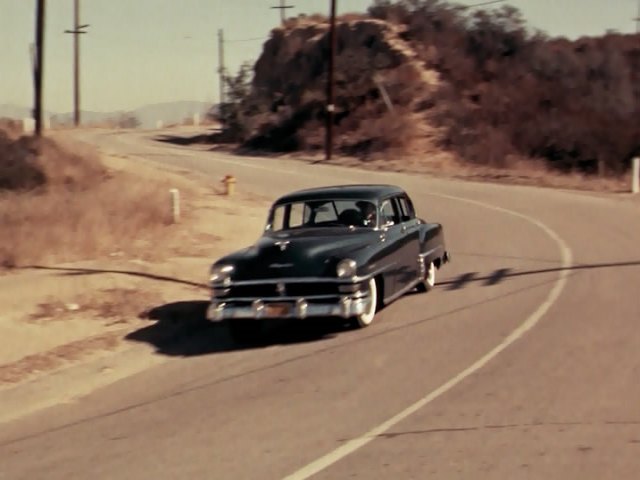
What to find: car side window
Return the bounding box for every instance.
[271,206,285,230]
[288,203,305,228]
[380,199,399,226]
[396,195,415,222]
[310,203,337,224]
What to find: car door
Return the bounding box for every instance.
[394,195,421,288]
[378,197,417,296]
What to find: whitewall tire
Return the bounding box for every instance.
[425,261,436,290]
[354,278,377,328]
[417,258,436,293]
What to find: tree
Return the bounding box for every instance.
[211,62,254,140]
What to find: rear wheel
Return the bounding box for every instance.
[416,257,436,293]
[353,278,378,328]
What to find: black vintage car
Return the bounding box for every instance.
[207,184,449,339]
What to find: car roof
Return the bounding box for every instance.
[273,184,406,205]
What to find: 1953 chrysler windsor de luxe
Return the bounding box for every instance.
[207,184,450,340]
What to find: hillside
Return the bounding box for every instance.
[221,1,640,176]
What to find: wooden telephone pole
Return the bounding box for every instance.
[324,0,337,161]
[33,0,46,136]
[64,0,89,127]
[218,29,225,105]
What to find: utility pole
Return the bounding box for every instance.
[64,0,89,127]
[324,0,337,162]
[271,0,294,25]
[33,0,46,136]
[218,29,225,105]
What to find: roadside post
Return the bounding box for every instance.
[170,188,180,223]
[222,175,236,196]
[633,157,639,194]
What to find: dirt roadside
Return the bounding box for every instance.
[0,146,271,423]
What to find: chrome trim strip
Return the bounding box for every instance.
[366,263,396,278]
[214,290,368,303]
[215,294,342,302]
[419,246,442,259]
[214,275,371,287]
[210,264,396,289]
[214,277,348,286]
[383,277,422,305]
[207,297,370,321]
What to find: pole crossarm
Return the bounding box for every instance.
[271,1,294,24]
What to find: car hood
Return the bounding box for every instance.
[219,228,377,280]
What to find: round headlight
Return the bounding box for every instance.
[210,264,234,284]
[336,259,357,278]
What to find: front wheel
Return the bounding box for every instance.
[353,277,378,328]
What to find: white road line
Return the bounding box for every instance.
[282,193,573,480]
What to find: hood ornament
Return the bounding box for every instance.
[275,240,290,251]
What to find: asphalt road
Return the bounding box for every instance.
[1,128,639,479]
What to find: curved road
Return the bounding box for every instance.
[1,129,639,479]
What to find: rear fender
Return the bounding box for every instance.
[419,222,447,266]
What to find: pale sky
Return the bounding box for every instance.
[1,0,637,113]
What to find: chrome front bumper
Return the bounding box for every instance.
[206,296,370,322]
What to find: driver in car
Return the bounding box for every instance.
[356,201,377,227]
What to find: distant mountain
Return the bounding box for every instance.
[0,101,213,129]
[131,101,212,129]
[0,104,40,119]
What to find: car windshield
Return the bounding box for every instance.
[268,199,377,231]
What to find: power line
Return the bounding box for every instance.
[226,36,268,43]
[459,0,506,9]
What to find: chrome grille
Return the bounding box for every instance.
[219,281,342,299]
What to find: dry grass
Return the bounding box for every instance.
[0,173,172,268]
[0,118,23,138]
[29,288,163,326]
[0,133,174,269]
[0,331,122,385]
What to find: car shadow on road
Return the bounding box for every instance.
[437,259,640,290]
[128,300,348,356]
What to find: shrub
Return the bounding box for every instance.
[0,133,171,269]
